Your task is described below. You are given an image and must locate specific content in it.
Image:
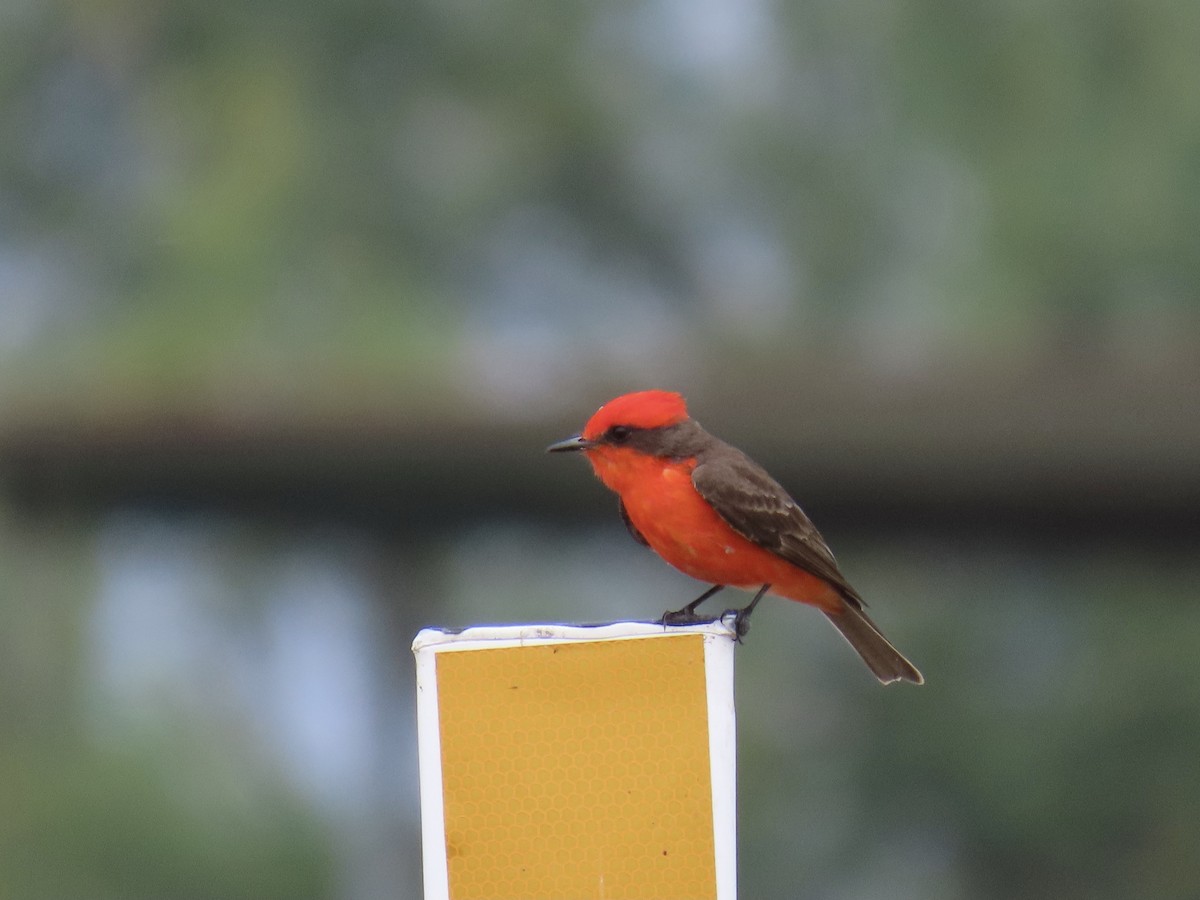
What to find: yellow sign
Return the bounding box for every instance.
[415,622,737,900]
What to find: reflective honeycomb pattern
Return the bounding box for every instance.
[436,633,716,899]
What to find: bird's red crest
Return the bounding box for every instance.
[583,390,689,440]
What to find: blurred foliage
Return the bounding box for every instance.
[2,0,1199,410]
[0,510,334,899]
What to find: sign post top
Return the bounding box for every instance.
[413,618,739,654]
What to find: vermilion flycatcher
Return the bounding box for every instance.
[548,389,923,685]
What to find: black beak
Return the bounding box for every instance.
[546,434,592,453]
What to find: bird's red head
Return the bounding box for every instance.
[546,390,692,491]
[581,390,689,441]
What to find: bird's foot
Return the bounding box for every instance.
[660,608,717,627]
[724,607,754,641]
[661,584,726,627]
[724,584,770,642]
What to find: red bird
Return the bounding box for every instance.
[548,389,923,685]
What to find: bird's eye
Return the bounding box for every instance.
[608,425,633,444]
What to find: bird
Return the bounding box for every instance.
[547,389,923,685]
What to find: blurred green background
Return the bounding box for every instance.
[2,0,1199,897]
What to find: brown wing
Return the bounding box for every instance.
[691,446,864,606]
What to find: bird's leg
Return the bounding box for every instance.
[661,584,726,626]
[728,584,771,639]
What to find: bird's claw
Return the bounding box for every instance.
[721,608,753,642]
[734,609,753,638]
[660,609,714,627]
[662,607,753,642]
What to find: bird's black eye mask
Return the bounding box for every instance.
[602,424,633,445]
[598,420,708,459]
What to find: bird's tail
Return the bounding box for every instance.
[824,601,924,685]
